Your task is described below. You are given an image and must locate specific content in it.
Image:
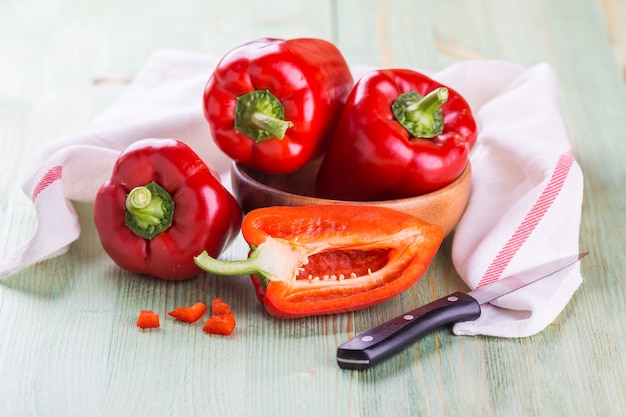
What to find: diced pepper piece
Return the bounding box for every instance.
[202,315,236,336]
[203,298,236,336]
[210,298,233,316]
[167,302,207,323]
[137,310,160,329]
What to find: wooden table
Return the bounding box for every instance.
[1,1,624,416]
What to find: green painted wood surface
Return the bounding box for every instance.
[1,0,625,416]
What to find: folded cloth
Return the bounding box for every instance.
[0,49,583,338]
[438,62,584,337]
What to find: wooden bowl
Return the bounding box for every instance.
[231,159,472,236]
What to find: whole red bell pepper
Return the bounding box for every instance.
[203,37,354,174]
[315,69,477,201]
[94,138,242,281]
[194,205,444,319]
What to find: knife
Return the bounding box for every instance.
[336,252,587,370]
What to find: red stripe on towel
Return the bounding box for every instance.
[477,152,575,287]
[32,165,63,201]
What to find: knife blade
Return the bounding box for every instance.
[336,252,588,370]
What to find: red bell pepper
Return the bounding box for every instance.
[94,138,242,281]
[203,37,354,174]
[315,69,477,201]
[194,205,444,319]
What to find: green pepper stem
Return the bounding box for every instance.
[235,89,294,143]
[195,237,307,289]
[195,247,273,287]
[250,111,294,141]
[124,182,175,240]
[392,87,448,138]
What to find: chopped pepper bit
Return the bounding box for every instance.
[136,310,160,329]
[203,298,236,336]
[168,302,208,323]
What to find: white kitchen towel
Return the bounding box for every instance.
[0,49,583,338]
[438,62,584,337]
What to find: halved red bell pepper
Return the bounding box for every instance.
[203,37,354,174]
[94,138,242,281]
[194,205,444,319]
[315,69,477,201]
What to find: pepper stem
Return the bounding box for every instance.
[195,248,273,287]
[124,181,175,239]
[195,237,307,289]
[392,87,448,138]
[235,90,294,143]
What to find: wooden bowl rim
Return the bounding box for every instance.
[231,161,472,207]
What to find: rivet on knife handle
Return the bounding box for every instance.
[336,292,481,370]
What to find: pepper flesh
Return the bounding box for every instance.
[168,302,208,323]
[315,69,477,201]
[194,205,444,319]
[203,298,236,335]
[137,310,160,329]
[203,37,354,174]
[94,138,242,280]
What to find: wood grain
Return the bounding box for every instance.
[1,0,625,416]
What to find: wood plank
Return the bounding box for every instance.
[599,0,626,79]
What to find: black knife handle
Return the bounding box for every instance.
[336,292,481,370]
